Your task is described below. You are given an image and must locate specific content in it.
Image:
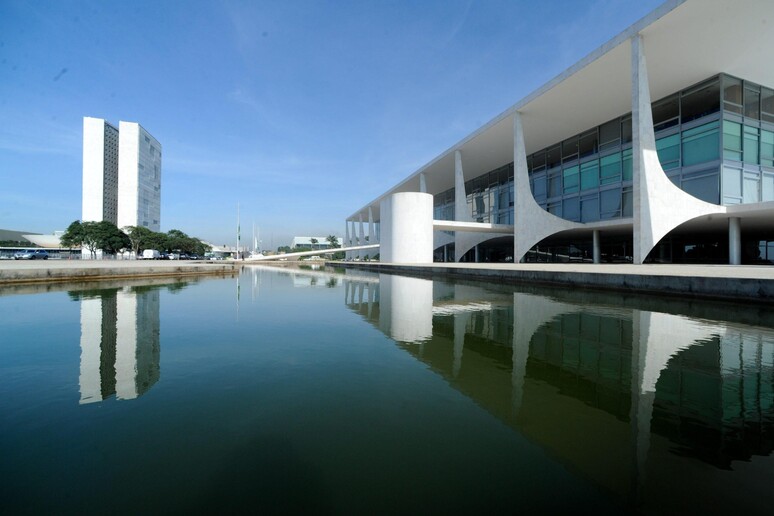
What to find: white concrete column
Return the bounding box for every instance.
[729,217,742,265]
[513,112,581,262]
[454,150,468,222]
[368,207,376,260]
[453,150,492,261]
[593,230,601,264]
[419,172,427,193]
[630,34,724,264]
[358,214,365,260]
[345,221,351,261]
[379,192,433,263]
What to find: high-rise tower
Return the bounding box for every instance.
[82,117,162,233]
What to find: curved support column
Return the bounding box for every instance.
[513,112,583,262]
[631,35,725,264]
[379,192,433,263]
[433,230,454,253]
[419,172,427,193]
[358,214,365,261]
[368,207,377,260]
[453,150,495,261]
[344,220,352,261]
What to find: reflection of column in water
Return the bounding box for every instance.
[453,312,468,378]
[367,283,377,320]
[630,310,652,505]
[116,287,160,400]
[379,274,433,344]
[510,293,583,416]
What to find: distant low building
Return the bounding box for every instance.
[290,236,340,250]
[23,231,64,248]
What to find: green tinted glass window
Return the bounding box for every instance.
[563,166,579,194]
[622,149,633,181]
[723,120,742,161]
[580,160,599,191]
[600,153,621,185]
[656,133,680,170]
[722,166,742,203]
[760,130,774,167]
[743,125,759,164]
[682,121,719,166]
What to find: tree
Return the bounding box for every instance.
[94,221,130,255]
[166,229,189,253]
[60,220,85,249]
[144,231,169,253]
[124,225,154,258]
[326,235,340,248]
[62,220,102,259]
[325,235,344,260]
[310,238,318,250]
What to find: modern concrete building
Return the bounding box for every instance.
[346,0,774,265]
[82,117,162,232]
[117,121,162,232]
[82,117,119,224]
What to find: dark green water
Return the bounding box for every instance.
[2,266,774,514]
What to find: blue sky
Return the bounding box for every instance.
[0,0,663,249]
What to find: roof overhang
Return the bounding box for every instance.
[349,0,774,221]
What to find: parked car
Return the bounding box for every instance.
[142,249,160,260]
[14,249,49,260]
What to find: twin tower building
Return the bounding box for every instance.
[82,117,162,233]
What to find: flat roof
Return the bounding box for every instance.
[349,0,774,220]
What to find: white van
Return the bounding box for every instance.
[142,249,160,260]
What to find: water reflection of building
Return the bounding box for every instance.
[78,286,160,404]
[341,273,774,511]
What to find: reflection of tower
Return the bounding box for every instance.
[78,287,160,404]
[116,288,160,399]
[79,292,117,403]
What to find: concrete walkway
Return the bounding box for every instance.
[0,259,238,285]
[336,262,774,303]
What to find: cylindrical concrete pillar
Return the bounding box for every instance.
[729,217,742,265]
[593,230,601,264]
[379,192,433,263]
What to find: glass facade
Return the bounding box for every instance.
[433,74,774,228]
[433,163,514,224]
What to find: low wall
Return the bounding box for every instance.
[334,262,774,304]
[0,261,239,285]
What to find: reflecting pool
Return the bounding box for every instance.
[2,266,774,513]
